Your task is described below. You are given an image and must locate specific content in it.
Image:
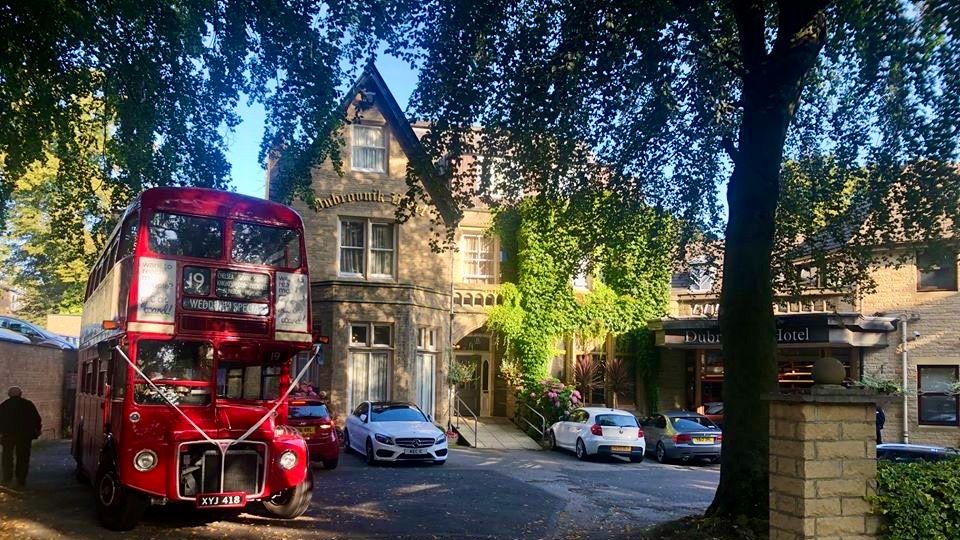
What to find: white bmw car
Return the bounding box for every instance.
[547,407,645,462]
[343,401,448,465]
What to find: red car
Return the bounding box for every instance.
[288,399,340,469]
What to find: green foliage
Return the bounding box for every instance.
[859,373,903,395]
[0,1,418,225]
[2,102,113,320]
[873,459,960,540]
[486,198,670,391]
[634,330,661,415]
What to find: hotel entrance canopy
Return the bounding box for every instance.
[650,313,898,349]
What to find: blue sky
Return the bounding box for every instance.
[226,54,419,198]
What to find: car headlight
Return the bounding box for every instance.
[375,433,394,445]
[435,434,447,445]
[133,449,158,472]
[279,450,298,470]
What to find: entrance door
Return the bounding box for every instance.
[415,352,436,419]
[455,354,482,415]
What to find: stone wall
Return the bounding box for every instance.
[768,395,880,540]
[0,341,75,439]
[861,252,960,447]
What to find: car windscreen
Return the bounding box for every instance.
[149,212,223,259]
[596,414,639,428]
[231,222,302,268]
[671,416,720,431]
[135,340,213,405]
[289,403,330,419]
[370,406,427,422]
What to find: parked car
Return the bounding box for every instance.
[702,402,724,427]
[547,407,645,462]
[0,327,31,345]
[641,411,722,464]
[877,443,960,463]
[343,401,448,465]
[288,399,340,469]
[0,316,76,349]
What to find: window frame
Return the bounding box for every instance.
[350,124,387,173]
[337,218,397,280]
[917,365,960,427]
[916,250,958,292]
[461,232,496,284]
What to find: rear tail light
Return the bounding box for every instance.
[590,424,603,436]
[673,433,692,444]
[638,429,644,439]
[716,434,723,442]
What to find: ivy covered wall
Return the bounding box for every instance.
[485,196,673,403]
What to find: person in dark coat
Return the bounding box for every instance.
[0,386,42,489]
[876,405,886,445]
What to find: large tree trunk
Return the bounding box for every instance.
[707,1,828,519]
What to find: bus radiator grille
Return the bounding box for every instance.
[179,442,265,497]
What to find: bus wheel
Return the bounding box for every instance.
[95,466,147,531]
[263,467,313,519]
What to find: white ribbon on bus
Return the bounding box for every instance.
[114,344,320,456]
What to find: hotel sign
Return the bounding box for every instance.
[316,190,428,215]
[680,326,829,345]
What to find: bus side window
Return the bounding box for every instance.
[119,211,139,260]
[84,361,94,395]
[111,350,127,399]
[98,357,108,396]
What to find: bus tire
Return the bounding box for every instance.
[95,466,147,531]
[263,467,313,519]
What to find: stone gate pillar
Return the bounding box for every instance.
[767,389,885,540]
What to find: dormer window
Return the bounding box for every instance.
[352,125,386,173]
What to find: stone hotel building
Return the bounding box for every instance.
[271,64,960,448]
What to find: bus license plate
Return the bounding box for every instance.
[196,493,246,508]
[693,437,714,444]
[405,448,428,455]
[611,446,632,453]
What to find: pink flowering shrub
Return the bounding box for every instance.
[523,377,582,425]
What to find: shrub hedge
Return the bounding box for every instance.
[872,458,960,540]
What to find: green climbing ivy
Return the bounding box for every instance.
[486,197,672,392]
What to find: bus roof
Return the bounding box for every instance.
[137,187,303,226]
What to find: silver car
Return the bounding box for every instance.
[641,411,722,464]
[0,316,76,350]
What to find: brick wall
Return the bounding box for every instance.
[0,341,75,439]
[768,397,880,540]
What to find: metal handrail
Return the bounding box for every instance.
[520,402,546,440]
[453,396,479,447]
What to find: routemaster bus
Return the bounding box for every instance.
[73,187,316,530]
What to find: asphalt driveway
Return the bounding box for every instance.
[0,441,719,539]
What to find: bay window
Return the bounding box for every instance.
[349,322,393,410]
[339,218,396,279]
[462,233,495,284]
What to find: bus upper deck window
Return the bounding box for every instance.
[231,222,301,268]
[148,212,223,259]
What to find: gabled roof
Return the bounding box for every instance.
[341,62,461,227]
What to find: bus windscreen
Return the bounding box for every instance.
[134,339,213,405]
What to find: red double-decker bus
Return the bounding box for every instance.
[73,187,316,530]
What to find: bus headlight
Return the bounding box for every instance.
[279,450,298,470]
[134,450,158,472]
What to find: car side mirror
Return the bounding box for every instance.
[426,414,433,423]
[359,413,367,423]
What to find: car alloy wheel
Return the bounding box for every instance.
[365,439,377,466]
[656,442,667,463]
[576,439,587,461]
[343,430,351,454]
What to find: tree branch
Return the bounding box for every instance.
[721,136,740,163]
[732,0,768,71]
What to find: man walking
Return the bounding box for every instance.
[0,386,42,490]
